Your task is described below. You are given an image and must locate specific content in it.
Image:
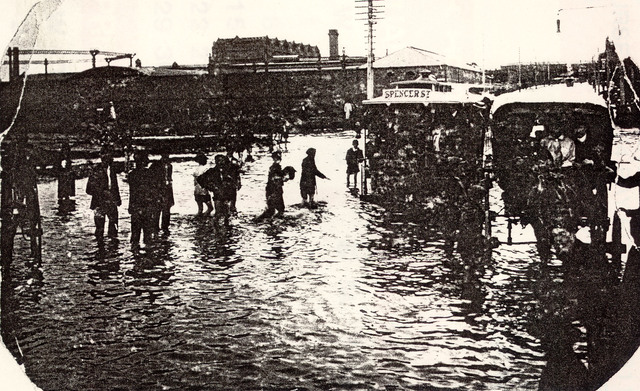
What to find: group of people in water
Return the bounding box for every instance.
[86,148,175,249]
[84,138,365,249]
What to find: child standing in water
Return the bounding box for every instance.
[193,153,213,216]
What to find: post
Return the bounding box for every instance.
[12,47,19,79]
[90,49,100,68]
[366,0,374,100]
[361,128,367,195]
[1,160,16,278]
[483,121,493,239]
[518,48,522,88]
[7,48,13,82]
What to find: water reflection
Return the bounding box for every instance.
[2,132,640,390]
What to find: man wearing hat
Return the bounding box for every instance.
[149,150,174,233]
[257,151,291,219]
[128,150,156,248]
[300,148,327,206]
[345,140,364,189]
[86,146,121,238]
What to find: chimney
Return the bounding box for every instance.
[328,29,339,60]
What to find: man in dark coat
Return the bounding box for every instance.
[345,139,364,189]
[86,147,121,238]
[128,151,155,248]
[300,148,327,207]
[202,154,238,224]
[256,151,290,220]
[149,151,174,233]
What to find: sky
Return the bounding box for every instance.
[0,0,635,78]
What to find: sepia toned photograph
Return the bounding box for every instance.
[1,0,640,390]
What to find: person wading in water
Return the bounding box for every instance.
[345,139,364,189]
[256,151,295,220]
[300,148,328,208]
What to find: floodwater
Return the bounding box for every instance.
[3,132,640,390]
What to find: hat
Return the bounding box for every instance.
[283,166,296,180]
[195,152,207,165]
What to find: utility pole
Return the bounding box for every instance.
[355,0,384,196]
[356,0,384,99]
[366,0,374,99]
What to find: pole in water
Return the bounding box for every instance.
[360,127,368,196]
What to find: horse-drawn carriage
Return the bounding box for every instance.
[362,74,491,257]
[490,82,617,263]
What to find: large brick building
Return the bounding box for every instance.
[209,36,322,74]
[208,31,367,75]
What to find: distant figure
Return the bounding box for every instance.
[57,144,75,208]
[345,140,364,189]
[300,148,328,206]
[108,101,117,121]
[86,147,121,238]
[149,151,174,232]
[128,151,155,248]
[282,119,290,149]
[257,151,291,219]
[344,101,354,120]
[193,153,213,216]
[344,101,354,130]
[432,125,443,152]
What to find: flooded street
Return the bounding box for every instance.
[3,131,639,390]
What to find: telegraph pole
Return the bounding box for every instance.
[356,0,383,99]
[355,0,384,196]
[366,1,374,99]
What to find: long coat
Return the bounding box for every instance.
[300,156,326,193]
[86,163,121,210]
[149,160,175,207]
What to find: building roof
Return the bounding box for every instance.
[491,82,607,115]
[361,46,481,73]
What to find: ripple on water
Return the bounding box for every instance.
[9,132,639,390]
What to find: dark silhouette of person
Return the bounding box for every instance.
[56,143,75,211]
[149,151,174,232]
[200,154,238,225]
[345,139,364,189]
[257,151,291,219]
[86,146,121,238]
[128,151,155,249]
[300,148,327,207]
[193,153,213,216]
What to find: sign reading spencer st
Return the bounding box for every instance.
[383,88,431,100]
